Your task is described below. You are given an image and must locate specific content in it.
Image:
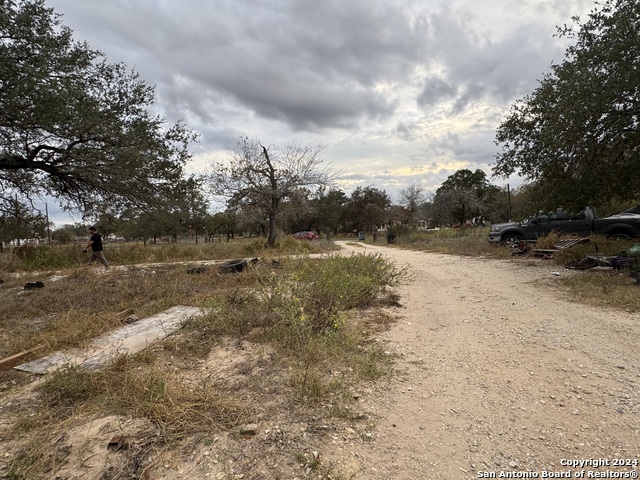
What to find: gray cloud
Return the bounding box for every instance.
[42,0,594,220]
[414,2,591,114]
[418,77,457,108]
[47,1,436,136]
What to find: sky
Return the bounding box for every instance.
[44,0,595,226]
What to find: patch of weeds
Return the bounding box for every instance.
[267,317,393,406]
[398,227,494,256]
[360,310,398,332]
[5,447,46,480]
[296,446,362,480]
[207,253,406,407]
[38,364,96,410]
[0,371,34,396]
[297,449,322,472]
[7,356,252,479]
[275,253,407,333]
[559,271,639,311]
[291,362,330,402]
[351,344,394,381]
[8,244,81,270]
[93,358,251,435]
[11,416,38,435]
[328,402,361,421]
[296,449,358,479]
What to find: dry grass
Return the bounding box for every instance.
[0,244,401,479]
[0,235,338,273]
[39,359,251,433]
[5,357,252,479]
[388,226,496,256]
[558,270,639,310]
[0,264,237,359]
[3,232,638,478]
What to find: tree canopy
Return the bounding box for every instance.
[433,169,496,225]
[315,187,348,235]
[493,0,640,210]
[0,0,196,216]
[0,197,47,245]
[342,186,390,233]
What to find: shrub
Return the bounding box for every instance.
[256,253,406,334]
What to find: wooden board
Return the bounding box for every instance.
[0,345,44,371]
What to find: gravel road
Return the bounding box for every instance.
[326,242,640,480]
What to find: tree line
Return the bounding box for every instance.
[0,167,513,246]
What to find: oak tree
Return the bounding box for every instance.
[342,186,390,234]
[0,0,196,216]
[433,169,497,225]
[494,0,640,209]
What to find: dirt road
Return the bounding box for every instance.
[327,242,640,479]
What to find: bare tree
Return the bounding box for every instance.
[399,185,426,228]
[208,136,334,247]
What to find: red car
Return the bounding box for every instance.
[292,231,319,240]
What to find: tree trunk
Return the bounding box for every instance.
[263,145,279,248]
[267,200,278,248]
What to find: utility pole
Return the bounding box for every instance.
[45,203,51,243]
[507,184,512,221]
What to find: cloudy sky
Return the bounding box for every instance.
[45,0,594,223]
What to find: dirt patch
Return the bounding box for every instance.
[2,243,639,479]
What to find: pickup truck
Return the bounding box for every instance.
[488,206,640,244]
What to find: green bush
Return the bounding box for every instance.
[255,253,406,334]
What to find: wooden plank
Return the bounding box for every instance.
[0,345,44,371]
[114,308,133,320]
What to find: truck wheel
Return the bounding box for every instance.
[501,234,524,246]
[608,233,631,241]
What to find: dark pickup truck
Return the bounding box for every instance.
[488,206,640,244]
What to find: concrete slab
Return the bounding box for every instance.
[14,306,205,374]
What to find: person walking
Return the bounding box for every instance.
[84,226,109,270]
